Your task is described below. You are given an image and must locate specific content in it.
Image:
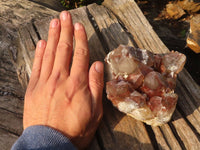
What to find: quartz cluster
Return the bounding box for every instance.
[105,45,186,126]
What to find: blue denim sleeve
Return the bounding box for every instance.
[11,125,77,150]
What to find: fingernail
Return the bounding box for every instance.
[51,19,58,28]
[74,23,83,30]
[38,40,45,48]
[61,11,69,21]
[95,62,103,73]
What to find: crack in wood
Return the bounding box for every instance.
[144,124,160,150]
[158,126,172,149]
[0,90,24,100]
[102,5,139,49]
[0,126,20,137]
[27,28,36,47]
[0,107,23,117]
[176,105,200,139]
[86,7,110,54]
[32,22,41,41]
[168,122,187,150]
[177,78,200,112]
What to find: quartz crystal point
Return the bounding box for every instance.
[105,45,186,126]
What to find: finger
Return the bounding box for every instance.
[40,19,61,81]
[28,40,46,90]
[70,23,89,81]
[89,61,104,120]
[52,11,73,77]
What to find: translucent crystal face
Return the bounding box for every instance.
[105,45,186,126]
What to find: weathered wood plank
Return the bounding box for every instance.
[159,124,182,150]
[172,109,200,149]
[176,80,200,134]
[151,126,171,150]
[0,0,58,28]
[0,109,23,136]
[178,70,200,107]
[87,4,134,51]
[0,24,24,140]
[103,0,169,53]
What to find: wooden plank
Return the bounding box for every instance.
[87,4,154,149]
[0,0,58,28]
[159,124,182,150]
[172,109,200,149]
[87,4,134,51]
[151,126,171,150]
[103,0,169,53]
[0,109,23,136]
[176,80,200,134]
[178,69,200,107]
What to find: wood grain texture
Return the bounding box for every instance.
[103,0,169,54]
[0,128,18,150]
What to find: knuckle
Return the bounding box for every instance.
[74,48,88,58]
[57,42,72,51]
[43,50,55,60]
[50,70,61,82]
[90,78,104,89]
[32,65,41,73]
[71,76,81,86]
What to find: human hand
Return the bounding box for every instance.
[23,11,104,149]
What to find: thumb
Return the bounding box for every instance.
[89,61,104,120]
